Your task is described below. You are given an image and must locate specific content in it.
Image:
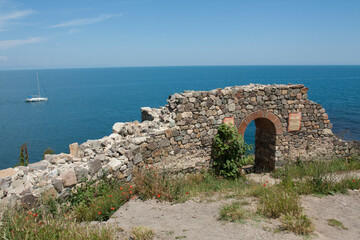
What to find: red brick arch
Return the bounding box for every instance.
[238,110,283,136]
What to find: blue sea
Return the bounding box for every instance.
[0,66,359,169]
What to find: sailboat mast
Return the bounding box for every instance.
[37,72,41,97]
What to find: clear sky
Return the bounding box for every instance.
[0,0,359,69]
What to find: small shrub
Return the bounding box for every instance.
[242,154,255,165]
[130,226,154,240]
[212,124,252,179]
[71,178,131,221]
[133,165,185,202]
[43,147,55,159]
[15,143,29,167]
[257,185,301,218]
[327,218,348,230]
[280,213,314,235]
[219,201,248,222]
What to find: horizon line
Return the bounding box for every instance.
[1,64,360,71]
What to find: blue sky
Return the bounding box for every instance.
[0,0,359,69]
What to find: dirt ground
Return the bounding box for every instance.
[102,188,360,240]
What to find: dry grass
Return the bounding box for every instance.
[219,201,249,222]
[0,208,116,240]
[327,218,348,230]
[130,226,154,240]
[280,213,314,235]
[257,185,301,218]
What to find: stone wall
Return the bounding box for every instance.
[0,84,358,207]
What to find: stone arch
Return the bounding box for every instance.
[238,110,283,171]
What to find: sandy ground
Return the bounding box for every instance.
[102,189,360,240]
[302,190,360,240]
[107,197,300,240]
[100,171,360,239]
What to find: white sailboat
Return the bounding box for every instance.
[25,72,48,102]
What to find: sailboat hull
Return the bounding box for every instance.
[26,72,48,102]
[25,97,48,102]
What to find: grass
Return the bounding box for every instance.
[0,208,116,240]
[327,219,348,230]
[219,201,249,222]
[257,184,301,218]
[1,157,358,239]
[272,157,360,180]
[130,226,154,240]
[175,236,187,239]
[133,165,185,202]
[0,176,131,239]
[133,165,249,203]
[280,213,314,235]
[271,156,360,196]
[71,178,133,222]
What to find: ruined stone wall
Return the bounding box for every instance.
[164,84,352,169]
[0,84,357,206]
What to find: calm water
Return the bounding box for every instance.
[0,66,359,169]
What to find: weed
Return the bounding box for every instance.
[0,208,116,240]
[43,147,55,159]
[327,219,348,230]
[133,165,185,202]
[257,185,301,218]
[15,143,29,167]
[71,178,131,221]
[130,226,154,240]
[280,213,314,235]
[272,157,360,180]
[175,236,187,239]
[219,201,249,222]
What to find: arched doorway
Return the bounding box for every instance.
[238,111,283,171]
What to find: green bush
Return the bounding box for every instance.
[212,124,252,179]
[71,178,131,221]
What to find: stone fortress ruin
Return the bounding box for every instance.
[0,84,358,207]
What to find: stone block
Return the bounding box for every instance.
[112,122,125,134]
[41,186,58,202]
[60,170,77,187]
[159,139,170,148]
[94,154,106,162]
[74,167,88,183]
[28,161,49,171]
[89,159,102,175]
[0,168,17,178]
[181,112,193,119]
[108,158,123,171]
[21,193,40,209]
[69,142,79,157]
[147,142,158,150]
[52,178,63,193]
[134,153,142,165]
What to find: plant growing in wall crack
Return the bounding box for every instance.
[212,124,252,179]
[15,143,29,167]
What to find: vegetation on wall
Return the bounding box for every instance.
[211,123,252,179]
[15,143,29,167]
[43,147,55,159]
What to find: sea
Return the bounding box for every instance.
[0,66,359,169]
